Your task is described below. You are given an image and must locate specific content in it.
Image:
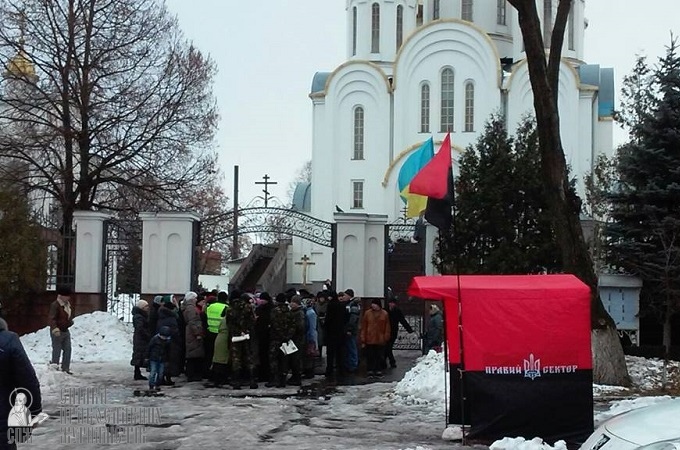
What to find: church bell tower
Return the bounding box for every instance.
[346,0,419,66]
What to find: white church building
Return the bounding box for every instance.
[288,0,614,290]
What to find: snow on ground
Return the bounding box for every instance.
[391,345,680,450]
[22,311,133,364]
[21,311,134,393]
[13,312,680,450]
[626,355,680,391]
[393,350,448,407]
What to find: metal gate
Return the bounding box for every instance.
[102,219,142,322]
[385,219,426,350]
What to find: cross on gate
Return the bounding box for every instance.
[255,174,278,207]
[295,254,315,286]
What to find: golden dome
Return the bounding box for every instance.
[5,49,35,79]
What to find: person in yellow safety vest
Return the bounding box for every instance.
[203,291,229,380]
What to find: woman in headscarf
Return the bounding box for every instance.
[131,299,151,380]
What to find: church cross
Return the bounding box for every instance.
[255,174,278,207]
[294,254,315,286]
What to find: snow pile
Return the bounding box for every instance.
[441,425,463,441]
[626,355,680,391]
[595,395,674,423]
[393,350,448,406]
[21,311,133,364]
[593,383,628,396]
[490,437,567,450]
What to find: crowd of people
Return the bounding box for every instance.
[130,285,444,391]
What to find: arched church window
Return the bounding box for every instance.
[396,5,404,49]
[352,180,364,209]
[371,3,380,53]
[462,0,473,22]
[352,7,358,56]
[433,0,440,20]
[568,1,575,50]
[464,82,475,132]
[420,83,430,133]
[440,68,454,132]
[353,106,365,160]
[497,0,506,25]
[543,0,552,45]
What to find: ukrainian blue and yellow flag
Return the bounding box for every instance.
[397,138,434,217]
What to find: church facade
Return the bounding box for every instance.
[289,0,614,288]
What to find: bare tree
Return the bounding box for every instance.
[287,160,311,205]
[507,0,629,384]
[0,0,218,281]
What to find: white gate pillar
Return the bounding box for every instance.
[334,213,387,297]
[424,224,440,276]
[139,212,200,295]
[73,211,111,293]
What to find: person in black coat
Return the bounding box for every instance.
[148,295,162,335]
[131,300,151,380]
[254,292,273,382]
[385,297,414,368]
[0,318,42,450]
[323,291,348,379]
[155,298,182,385]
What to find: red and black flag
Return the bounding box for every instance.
[408,133,454,231]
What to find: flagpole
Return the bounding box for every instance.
[446,132,466,443]
[452,196,467,444]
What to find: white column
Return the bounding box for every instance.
[73,211,111,293]
[139,212,200,295]
[364,214,388,297]
[334,212,368,297]
[425,224,440,276]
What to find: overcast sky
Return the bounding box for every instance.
[164,0,680,206]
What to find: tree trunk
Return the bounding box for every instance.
[592,327,630,386]
[508,0,630,385]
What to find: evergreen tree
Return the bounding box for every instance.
[0,183,46,312]
[438,115,561,274]
[606,40,680,354]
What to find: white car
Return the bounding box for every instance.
[579,398,680,450]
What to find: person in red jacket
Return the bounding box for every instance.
[360,299,391,379]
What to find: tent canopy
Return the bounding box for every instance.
[408,274,594,444]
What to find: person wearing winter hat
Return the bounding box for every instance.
[385,297,414,369]
[131,300,151,380]
[254,292,273,382]
[181,291,205,382]
[423,304,444,355]
[204,290,229,380]
[155,298,180,386]
[148,295,163,335]
[48,285,74,374]
[266,293,293,388]
[341,288,360,373]
[226,293,257,389]
[286,296,306,386]
[147,326,172,391]
[360,299,390,379]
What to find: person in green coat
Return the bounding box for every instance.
[211,309,230,386]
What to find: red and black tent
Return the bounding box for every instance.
[408,274,594,444]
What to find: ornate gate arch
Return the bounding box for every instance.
[203,207,336,248]
[202,207,336,293]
